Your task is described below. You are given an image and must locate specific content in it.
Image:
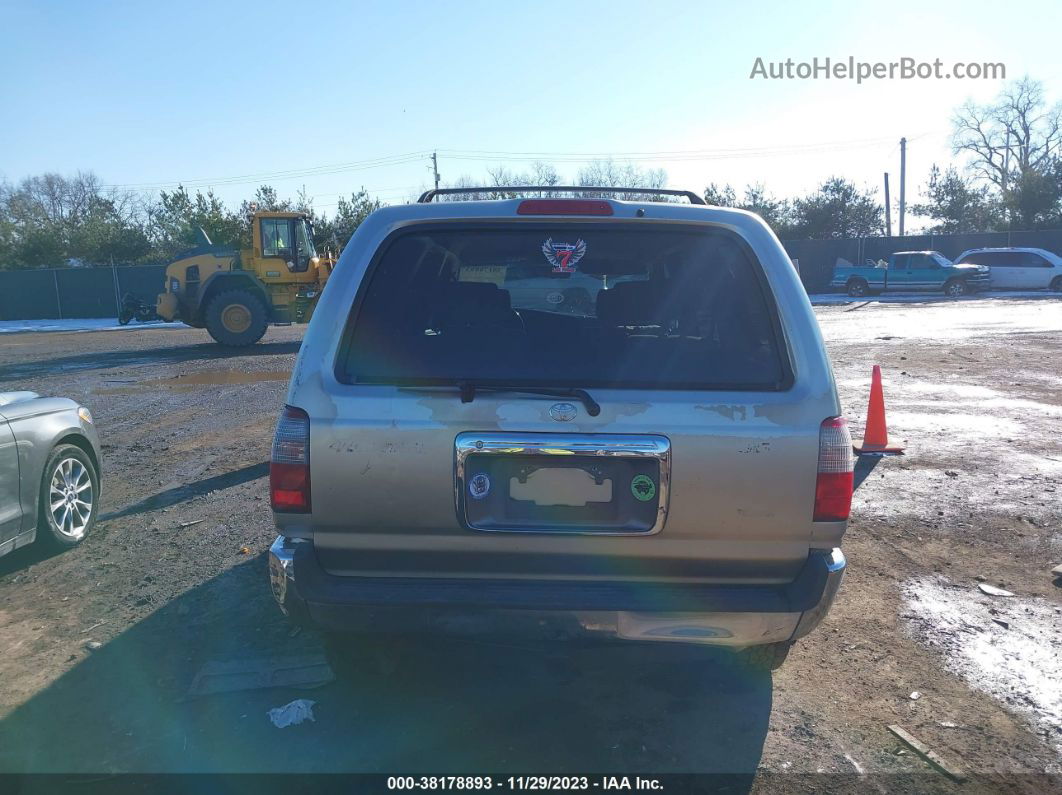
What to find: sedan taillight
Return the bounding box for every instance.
[270,405,310,512]
[814,416,854,521]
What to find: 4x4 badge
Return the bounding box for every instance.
[630,475,656,501]
[549,402,577,422]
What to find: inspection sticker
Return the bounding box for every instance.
[630,475,656,501]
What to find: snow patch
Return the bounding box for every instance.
[816,298,1062,341]
[0,318,177,334]
[887,410,1024,440]
[903,576,1062,749]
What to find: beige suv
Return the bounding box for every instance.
[268,187,852,670]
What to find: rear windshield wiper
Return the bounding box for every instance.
[457,381,601,417]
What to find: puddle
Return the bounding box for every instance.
[903,576,1062,752]
[98,370,289,394]
[155,371,290,387]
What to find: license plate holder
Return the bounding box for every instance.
[455,433,669,535]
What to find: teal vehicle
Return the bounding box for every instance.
[830,251,991,297]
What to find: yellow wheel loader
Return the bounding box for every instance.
[155,211,334,345]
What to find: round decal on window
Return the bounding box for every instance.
[630,474,656,502]
[468,473,491,500]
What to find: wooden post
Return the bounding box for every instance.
[884,173,892,237]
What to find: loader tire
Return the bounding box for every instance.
[205,289,268,346]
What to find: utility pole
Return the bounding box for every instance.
[883,173,892,237]
[898,137,907,237]
[430,151,440,191]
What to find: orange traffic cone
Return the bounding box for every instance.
[853,365,905,455]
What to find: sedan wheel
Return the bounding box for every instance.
[39,444,99,549]
[49,458,93,539]
[944,279,968,297]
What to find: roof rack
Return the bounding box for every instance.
[417,186,706,205]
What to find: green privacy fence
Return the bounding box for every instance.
[3,228,1061,320]
[0,265,167,321]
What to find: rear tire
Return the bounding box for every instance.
[38,444,99,551]
[204,289,268,346]
[735,641,792,671]
[846,278,869,297]
[943,278,968,297]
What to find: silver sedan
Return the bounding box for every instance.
[0,392,102,558]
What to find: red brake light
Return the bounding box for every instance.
[814,417,854,521]
[517,199,614,216]
[271,405,310,512]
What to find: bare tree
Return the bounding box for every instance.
[576,159,668,200]
[952,78,1062,226]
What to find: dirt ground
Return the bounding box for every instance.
[0,296,1059,791]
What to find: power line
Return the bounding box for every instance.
[102,152,431,190]
[444,138,907,164]
[101,134,931,193]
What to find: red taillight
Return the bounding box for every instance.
[270,405,310,512]
[516,199,614,216]
[813,416,854,521]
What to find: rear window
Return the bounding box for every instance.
[338,224,790,390]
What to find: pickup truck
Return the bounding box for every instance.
[830,251,991,297]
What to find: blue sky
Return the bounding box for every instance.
[2,0,1060,216]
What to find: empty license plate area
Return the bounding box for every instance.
[461,454,662,534]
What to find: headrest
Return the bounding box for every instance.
[596,281,663,326]
[434,281,513,325]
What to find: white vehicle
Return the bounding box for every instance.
[954,247,1062,291]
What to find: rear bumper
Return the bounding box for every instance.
[268,537,846,648]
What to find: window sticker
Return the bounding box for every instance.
[459,265,506,285]
[542,238,586,273]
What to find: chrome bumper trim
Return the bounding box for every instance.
[791,547,846,639]
[269,535,307,617]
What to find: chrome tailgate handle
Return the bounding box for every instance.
[455,433,671,535]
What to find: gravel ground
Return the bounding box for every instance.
[0,296,1059,791]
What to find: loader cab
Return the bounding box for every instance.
[254,212,318,274]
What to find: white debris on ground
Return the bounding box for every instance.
[0,318,176,334]
[267,698,316,728]
[903,577,1062,753]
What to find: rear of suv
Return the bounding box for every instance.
[268,187,852,670]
